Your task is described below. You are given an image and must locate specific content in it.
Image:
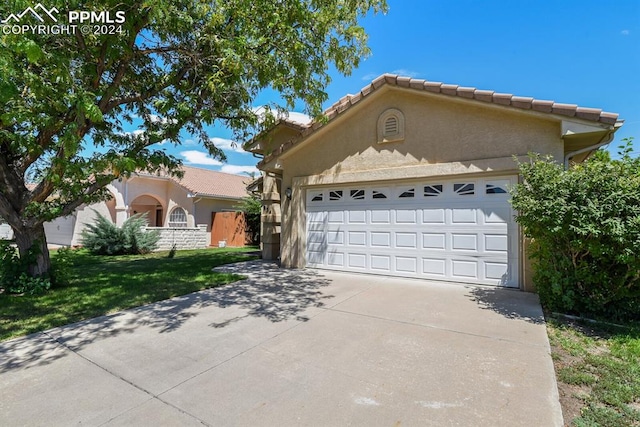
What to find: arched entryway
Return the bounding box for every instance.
[130,194,164,227]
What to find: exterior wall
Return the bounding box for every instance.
[149,224,209,250]
[40,176,244,248]
[271,88,565,290]
[261,172,281,260]
[192,197,239,245]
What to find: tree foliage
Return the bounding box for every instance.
[236,193,261,245]
[0,0,386,276]
[510,139,640,320]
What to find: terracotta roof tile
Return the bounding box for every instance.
[257,73,621,167]
[142,166,249,199]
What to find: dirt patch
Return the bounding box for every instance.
[550,341,587,425]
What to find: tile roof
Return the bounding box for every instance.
[139,166,250,199]
[258,73,621,166]
[175,166,250,199]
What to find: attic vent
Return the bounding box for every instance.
[384,116,398,135]
[377,108,405,144]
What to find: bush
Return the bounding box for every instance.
[0,240,51,295]
[82,212,159,255]
[236,194,261,245]
[510,139,640,320]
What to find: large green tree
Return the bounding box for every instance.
[0,0,386,277]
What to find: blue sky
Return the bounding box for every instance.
[136,0,640,175]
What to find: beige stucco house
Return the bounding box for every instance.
[246,74,622,291]
[34,166,249,249]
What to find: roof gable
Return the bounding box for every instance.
[255,73,621,167]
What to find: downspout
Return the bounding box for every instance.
[563,127,618,169]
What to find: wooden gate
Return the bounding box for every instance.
[210,212,247,247]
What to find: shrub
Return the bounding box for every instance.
[236,194,261,245]
[0,240,51,295]
[82,212,159,255]
[510,139,640,320]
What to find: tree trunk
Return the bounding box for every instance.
[13,223,51,277]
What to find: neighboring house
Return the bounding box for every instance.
[1,166,250,249]
[246,74,622,291]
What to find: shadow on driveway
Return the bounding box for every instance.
[0,261,332,372]
[466,285,545,324]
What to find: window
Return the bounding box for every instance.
[486,184,507,194]
[399,188,415,198]
[350,189,365,200]
[377,108,405,143]
[453,183,475,196]
[168,207,188,227]
[310,192,323,202]
[372,190,388,199]
[329,190,343,201]
[424,184,443,197]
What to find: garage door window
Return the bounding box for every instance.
[454,183,475,195]
[423,184,443,197]
[486,184,507,194]
[329,190,343,201]
[398,188,415,198]
[350,189,365,200]
[372,190,388,199]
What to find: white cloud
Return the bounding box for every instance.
[391,69,421,78]
[621,29,630,35]
[251,106,312,125]
[220,164,259,175]
[209,137,246,153]
[180,150,222,166]
[361,72,379,81]
[286,111,312,125]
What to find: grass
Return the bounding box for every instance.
[548,317,640,426]
[0,247,257,341]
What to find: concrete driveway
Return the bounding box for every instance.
[0,261,562,426]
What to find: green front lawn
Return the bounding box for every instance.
[548,317,640,426]
[0,247,257,341]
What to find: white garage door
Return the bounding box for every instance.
[305,177,519,287]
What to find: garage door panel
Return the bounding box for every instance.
[371,255,391,271]
[326,230,344,245]
[371,210,391,223]
[327,252,344,266]
[348,231,366,246]
[348,210,366,223]
[327,211,344,223]
[451,234,478,251]
[347,253,366,269]
[484,208,511,224]
[395,210,417,224]
[371,232,391,247]
[422,258,446,276]
[422,233,446,250]
[307,251,325,265]
[305,177,519,287]
[395,232,417,249]
[451,208,477,224]
[451,260,478,279]
[395,256,418,273]
[422,209,446,223]
[485,262,509,280]
[485,234,509,252]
